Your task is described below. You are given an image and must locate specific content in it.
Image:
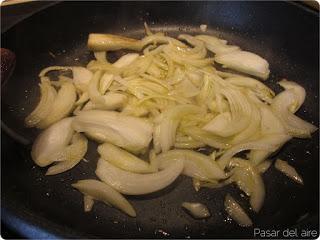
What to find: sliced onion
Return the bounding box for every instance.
[75,92,89,106]
[37,82,76,129]
[88,34,143,51]
[256,160,272,174]
[225,76,275,103]
[46,133,88,175]
[224,194,253,227]
[95,158,184,195]
[195,35,240,55]
[182,202,211,219]
[159,105,204,152]
[278,79,305,112]
[98,143,155,173]
[25,79,57,127]
[113,53,139,68]
[215,50,270,80]
[229,158,265,212]
[231,101,261,144]
[183,127,230,149]
[72,67,93,92]
[204,88,252,137]
[156,149,226,180]
[83,195,95,212]
[72,179,136,217]
[72,110,153,153]
[217,134,291,169]
[99,73,114,94]
[94,51,107,62]
[271,87,317,138]
[31,118,74,167]
[275,159,303,184]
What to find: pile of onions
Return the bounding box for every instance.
[26,24,317,226]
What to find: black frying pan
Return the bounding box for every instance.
[1,1,319,239]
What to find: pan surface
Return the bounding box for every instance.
[1,1,319,238]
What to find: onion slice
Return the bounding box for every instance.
[37,81,76,129]
[83,195,94,212]
[25,79,57,127]
[46,133,88,175]
[224,194,253,227]
[215,50,270,80]
[95,158,184,195]
[72,110,153,153]
[275,159,303,184]
[156,149,226,180]
[98,143,155,173]
[182,202,211,219]
[31,117,74,167]
[72,179,136,217]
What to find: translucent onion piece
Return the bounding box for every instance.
[88,34,143,51]
[224,194,253,227]
[72,110,152,153]
[72,179,136,217]
[256,160,272,174]
[215,50,270,80]
[31,118,74,167]
[25,79,57,127]
[99,73,114,94]
[83,195,94,212]
[113,53,139,68]
[46,133,88,175]
[182,202,211,219]
[159,105,204,152]
[37,82,76,129]
[94,51,107,62]
[75,92,89,106]
[195,35,240,54]
[98,143,155,173]
[38,66,71,77]
[278,79,305,112]
[271,88,317,138]
[225,76,275,103]
[217,134,291,169]
[72,67,93,92]
[204,88,252,137]
[183,127,230,149]
[192,178,201,192]
[156,149,226,180]
[229,158,265,212]
[231,101,261,144]
[95,158,184,195]
[275,159,303,184]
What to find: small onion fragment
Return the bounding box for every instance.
[158,105,204,152]
[271,86,317,138]
[72,110,153,153]
[72,179,136,217]
[96,158,184,195]
[182,202,211,219]
[224,194,252,227]
[83,195,94,212]
[215,50,270,80]
[45,133,88,175]
[256,160,272,174]
[25,79,57,127]
[98,143,155,173]
[37,81,76,129]
[156,149,226,180]
[31,117,74,167]
[275,159,303,184]
[72,67,93,92]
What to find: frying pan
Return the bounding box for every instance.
[1,1,319,239]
